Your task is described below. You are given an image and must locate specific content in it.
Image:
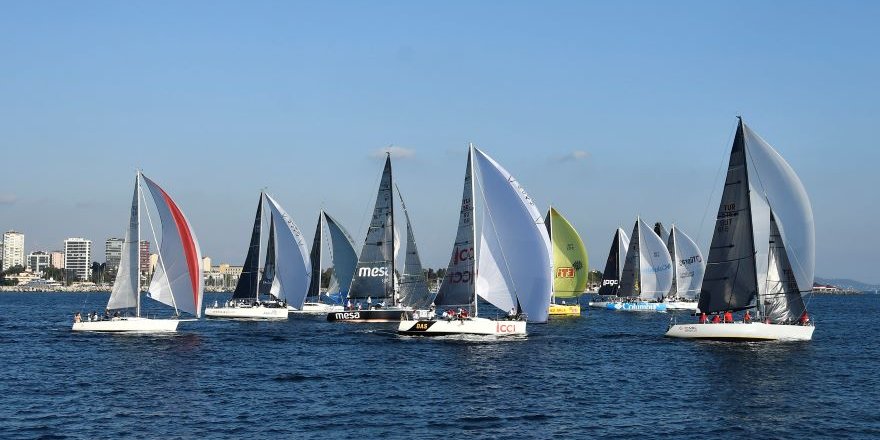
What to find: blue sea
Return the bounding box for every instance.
[1,293,878,439]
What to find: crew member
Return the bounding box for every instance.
[743,310,752,323]
[699,313,707,324]
[711,314,721,324]
[799,311,810,325]
[723,310,733,323]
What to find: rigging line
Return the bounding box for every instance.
[142,183,180,316]
[696,119,740,246]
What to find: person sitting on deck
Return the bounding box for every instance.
[699,313,707,324]
[74,312,81,323]
[459,309,469,320]
[744,310,752,323]
[799,311,810,326]
[711,314,721,324]
[723,310,733,323]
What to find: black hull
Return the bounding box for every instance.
[327,309,412,323]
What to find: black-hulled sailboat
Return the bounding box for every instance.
[588,227,629,308]
[328,153,429,323]
[666,118,815,341]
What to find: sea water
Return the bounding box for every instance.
[1,293,878,439]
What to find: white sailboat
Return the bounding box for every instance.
[205,193,311,319]
[289,210,354,315]
[398,144,551,336]
[72,171,203,332]
[607,217,674,312]
[666,118,815,341]
[662,225,704,311]
[588,227,630,309]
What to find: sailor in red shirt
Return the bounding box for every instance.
[723,310,733,323]
[699,313,707,324]
[711,314,721,324]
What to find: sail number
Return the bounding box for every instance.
[556,267,575,278]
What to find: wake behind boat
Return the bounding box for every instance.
[666,118,816,341]
[72,171,204,332]
[399,145,550,336]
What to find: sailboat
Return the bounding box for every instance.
[587,227,630,309]
[607,217,674,312]
[205,192,311,319]
[662,225,704,311]
[398,144,551,336]
[667,118,815,341]
[328,153,428,322]
[72,171,203,332]
[288,210,355,315]
[545,207,588,317]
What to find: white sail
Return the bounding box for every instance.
[264,194,312,308]
[473,148,552,322]
[107,180,140,311]
[637,218,673,300]
[743,123,815,294]
[476,203,517,314]
[618,228,630,280]
[142,175,204,318]
[323,212,358,297]
[670,226,705,300]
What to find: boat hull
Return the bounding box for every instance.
[327,309,412,323]
[607,301,667,312]
[288,302,344,315]
[71,317,181,332]
[548,304,581,316]
[663,301,699,311]
[665,322,814,341]
[398,317,526,336]
[205,306,288,319]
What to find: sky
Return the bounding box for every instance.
[1,1,878,283]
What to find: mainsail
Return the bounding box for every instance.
[259,216,280,298]
[264,194,312,307]
[233,194,263,300]
[699,121,760,313]
[473,147,552,322]
[435,149,477,308]
[667,225,705,300]
[323,212,358,299]
[396,188,432,309]
[142,175,204,318]
[545,207,588,298]
[597,228,628,296]
[348,155,395,301]
[307,212,323,300]
[107,178,140,311]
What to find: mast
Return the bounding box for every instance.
[136,170,142,318]
[388,152,395,306]
[319,209,324,300]
[739,118,763,316]
[548,204,554,304]
[670,224,676,299]
[469,144,478,317]
[256,191,263,301]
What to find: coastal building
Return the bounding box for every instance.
[50,251,64,269]
[140,241,150,275]
[105,238,124,274]
[202,256,212,272]
[63,238,92,281]
[27,251,51,275]
[2,231,25,272]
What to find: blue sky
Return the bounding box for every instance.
[1,1,878,283]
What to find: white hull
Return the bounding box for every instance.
[665,322,814,341]
[588,301,614,309]
[663,300,699,311]
[398,317,526,336]
[205,306,288,319]
[71,316,181,333]
[288,302,344,315]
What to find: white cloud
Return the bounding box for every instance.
[557,150,590,162]
[0,193,16,205]
[371,145,416,160]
